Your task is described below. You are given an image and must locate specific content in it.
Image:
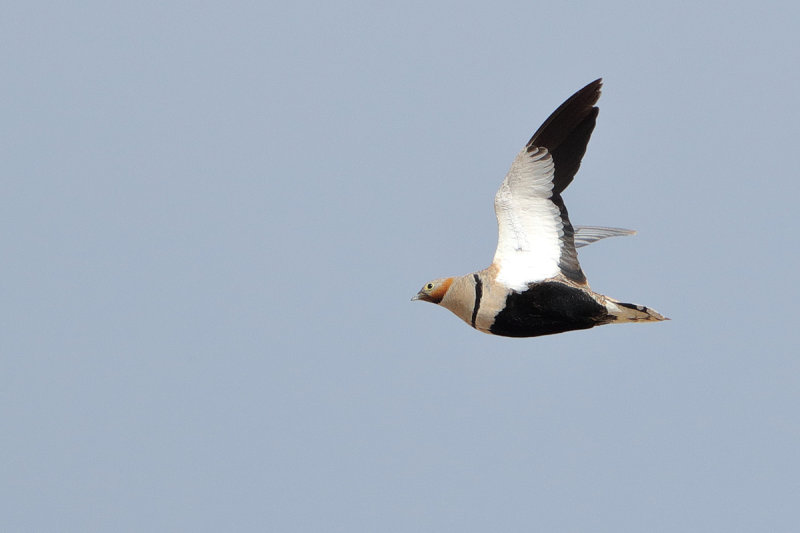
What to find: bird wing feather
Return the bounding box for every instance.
[573,226,636,248]
[492,146,563,290]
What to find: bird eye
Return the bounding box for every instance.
[426,283,434,291]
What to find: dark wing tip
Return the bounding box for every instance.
[526,78,604,196]
[526,78,603,151]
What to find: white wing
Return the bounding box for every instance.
[491,79,604,290]
[492,146,563,290]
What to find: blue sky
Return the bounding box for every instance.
[2,1,799,531]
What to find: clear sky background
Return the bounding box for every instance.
[2,1,799,531]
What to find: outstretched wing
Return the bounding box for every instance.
[574,226,636,248]
[492,79,602,290]
[493,146,561,290]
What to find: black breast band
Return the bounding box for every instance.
[471,274,483,328]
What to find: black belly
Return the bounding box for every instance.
[489,281,611,338]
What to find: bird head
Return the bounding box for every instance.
[411,277,454,304]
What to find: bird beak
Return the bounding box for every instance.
[411,292,423,302]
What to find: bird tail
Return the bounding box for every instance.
[605,297,668,323]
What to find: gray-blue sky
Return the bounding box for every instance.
[2,1,799,531]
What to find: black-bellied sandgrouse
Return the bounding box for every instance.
[412,79,666,337]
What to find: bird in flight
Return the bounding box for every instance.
[412,79,666,337]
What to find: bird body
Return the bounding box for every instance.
[413,79,666,338]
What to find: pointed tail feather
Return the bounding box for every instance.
[605,298,668,323]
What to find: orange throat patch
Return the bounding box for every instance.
[429,277,454,304]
